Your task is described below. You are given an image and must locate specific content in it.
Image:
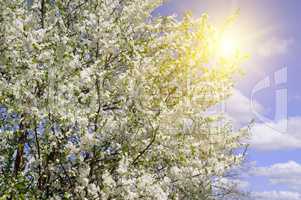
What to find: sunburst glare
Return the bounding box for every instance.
[218,31,240,58]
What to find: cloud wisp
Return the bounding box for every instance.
[252,190,301,200]
[250,117,301,150]
[257,37,294,57]
[251,161,301,191]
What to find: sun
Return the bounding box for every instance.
[218,32,240,58]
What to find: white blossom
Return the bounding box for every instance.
[0,0,248,199]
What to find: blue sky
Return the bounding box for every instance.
[155,0,301,199]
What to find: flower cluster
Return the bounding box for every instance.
[0,0,248,199]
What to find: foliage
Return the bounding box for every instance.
[0,0,248,199]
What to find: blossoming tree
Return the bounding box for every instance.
[0,0,249,199]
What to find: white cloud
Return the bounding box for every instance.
[252,191,301,200]
[205,90,261,129]
[257,37,293,57]
[250,117,301,150]
[225,90,263,126]
[216,90,301,151]
[218,178,250,191]
[251,161,301,191]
